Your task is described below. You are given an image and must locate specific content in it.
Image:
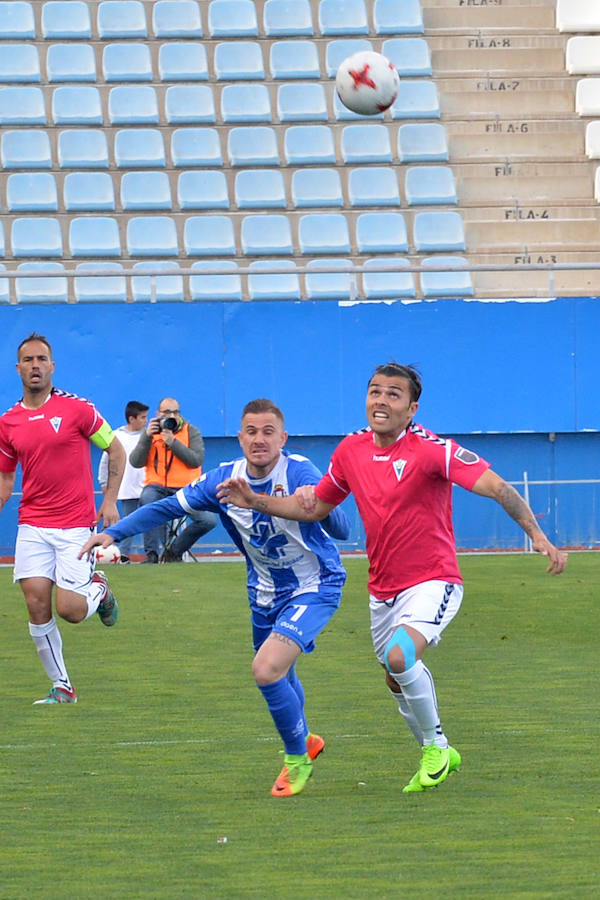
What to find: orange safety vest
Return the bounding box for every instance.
[144,423,202,488]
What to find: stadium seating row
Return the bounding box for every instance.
[556,0,600,33]
[0,81,440,124]
[0,211,466,257]
[0,167,457,211]
[0,124,449,168]
[0,256,473,304]
[0,38,432,83]
[0,0,424,40]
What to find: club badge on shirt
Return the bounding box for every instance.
[393,459,407,481]
[49,416,62,434]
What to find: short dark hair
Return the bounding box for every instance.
[17,332,53,361]
[369,362,422,402]
[125,400,149,421]
[242,398,284,425]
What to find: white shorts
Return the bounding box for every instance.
[14,524,95,593]
[370,580,464,665]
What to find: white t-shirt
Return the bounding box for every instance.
[98,425,146,500]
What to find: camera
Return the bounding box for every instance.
[158,416,179,432]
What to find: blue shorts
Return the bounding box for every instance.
[251,586,341,654]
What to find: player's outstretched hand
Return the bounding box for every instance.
[532,536,568,575]
[94,499,120,529]
[294,484,317,513]
[79,531,115,560]
[217,477,256,509]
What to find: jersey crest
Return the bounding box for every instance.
[393,459,407,481]
[49,416,62,434]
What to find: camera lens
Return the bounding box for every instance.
[159,416,178,431]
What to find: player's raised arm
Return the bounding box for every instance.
[217,476,334,522]
[471,468,568,575]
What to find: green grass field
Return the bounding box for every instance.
[0,554,597,899]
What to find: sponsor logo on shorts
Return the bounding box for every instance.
[279,621,303,636]
[433,584,454,625]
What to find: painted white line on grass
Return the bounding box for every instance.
[0,733,373,751]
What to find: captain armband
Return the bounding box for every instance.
[89,420,116,451]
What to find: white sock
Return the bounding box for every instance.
[84,578,107,620]
[29,618,71,688]
[391,660,448,748]
[388,687,424,745]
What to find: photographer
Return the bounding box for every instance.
[130,397,216,563]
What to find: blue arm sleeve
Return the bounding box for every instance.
[106,494,185,542]
[321,505,351,541]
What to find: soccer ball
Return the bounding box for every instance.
[335,51,400,116]
[95,543,121,565]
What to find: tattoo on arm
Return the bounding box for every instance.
[496,481,540,536]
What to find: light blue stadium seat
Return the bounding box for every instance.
[132,261,184,301]
[374,0,423,34]
[348,167,400,206]
[121,171,172,210]
[0,87,45,124]
[52,86,102,125]
[165,85,216,123]
[241,214,293,255]
[58,129,109,168]
[103,44,152,82]
[184,216,236,256]
[305,258,354,300]
[291,168,343,207]
[382,39,432,77]
[221,84,272,123]
[209,0,258,37]
[356,212,409,253]
[298,213,351,253]
[420,256,473,298]
[46,44,96,82]
[0,229,4,259]
[0,44,40,82]
[234,170,286,208]
[341,124,392,163]
[264,0,313,36]
[97,1,147,39]
[12,217,63,257]
[413,212,466,252]
[214,42,264,80]
[63,172,115,211]
[152,1,203,38]
[108,86,159,124]
[325,39,372,76]
[319,0,368,35]
[284,125,336,164]
[362,257,415,299]
[126,216,178,257]
[228,126,280,166]
[1,130,51,169]
[6,173,58,211]
[0,264,8,301]
[69,217,121,257]
[178,170,229,209]
[404,166,457,206]
[333,91,384,121]
[41,1,91,38]
[15,262,68,303]
[270,41,321,79]
[190,260,241,300]
[114,129,166,167]
[277,83,327,121]
[248,260,300,300]
[171,128,223,166]
[74,262,127,302]
[158,43,209,82]
[391,81,440,119]
[397,123,449,162]
[0,2,35,39]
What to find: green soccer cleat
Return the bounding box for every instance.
[93,570,119,626]
[402,745,461,793]
[271,753,313,797]
[33,685,77,705]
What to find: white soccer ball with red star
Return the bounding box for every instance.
[95,543,121,565]
[336,51,400,115]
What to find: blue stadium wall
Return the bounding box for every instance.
[1,296,599,555]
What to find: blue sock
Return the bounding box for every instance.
[287,665,308,738]
[257,677,307,755]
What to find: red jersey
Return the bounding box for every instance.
[315,423,490,599]
[0,388,106,527]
